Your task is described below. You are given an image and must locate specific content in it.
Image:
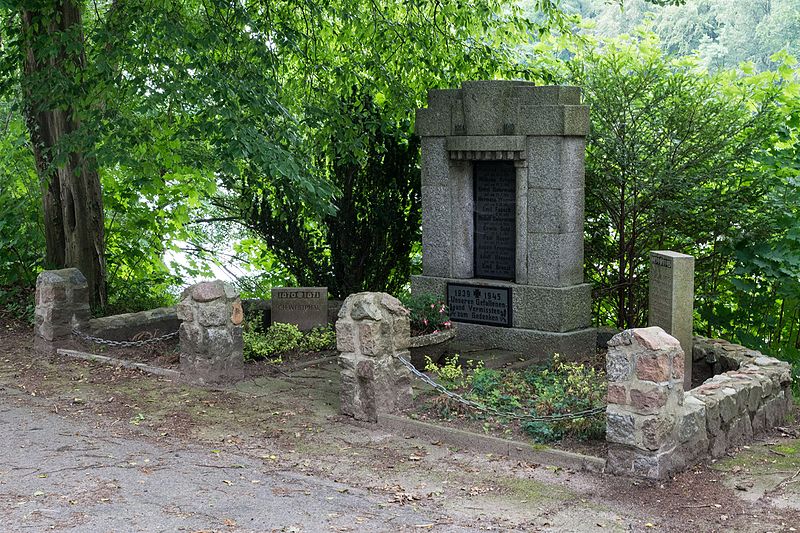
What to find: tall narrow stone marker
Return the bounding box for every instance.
[648,251,694,389]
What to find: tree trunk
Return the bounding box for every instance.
[20,1,106,307]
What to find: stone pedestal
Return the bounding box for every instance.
[33,268,90,354]
[337,292,413,422]
[412,81,595,358]
[648,251,695,389]
[177,281,244,384]
[605,327,686,479]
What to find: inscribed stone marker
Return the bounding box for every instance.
[648,251,694,389]
[271,287,328,331]
[473,161,516,280]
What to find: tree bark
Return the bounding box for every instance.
[20,1,106,307]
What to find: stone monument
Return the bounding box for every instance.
[648,251,694,389]
[411,81,595,357]
[271,287,328,331]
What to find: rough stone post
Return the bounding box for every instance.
[177,280,244,384]
[648,251,695,389]
[606,327,686,479]
[33,268,90,353]
[337,292,413,422]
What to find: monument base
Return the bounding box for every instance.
[411,275,596,359]
[450,322,596,359]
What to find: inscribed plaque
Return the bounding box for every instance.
[473,161,516,280]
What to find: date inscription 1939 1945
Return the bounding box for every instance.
[447,283,512,327]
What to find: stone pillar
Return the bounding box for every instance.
[606,327,686,479]
[34,268,90,353]
[648,251,695,389]
[177,281,244,384]
[337,292,413,422]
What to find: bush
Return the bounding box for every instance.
[243,322,337,361]
[243,322,303,361]
[299,325,336,352]
[399,293,452,336]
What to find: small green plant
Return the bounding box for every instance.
[243,322,303,361]
[298,325,336,352]
[399,293,452,336]
[420,353,607,443]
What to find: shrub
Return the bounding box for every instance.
[299,325,336,352]
[243,322,302,361]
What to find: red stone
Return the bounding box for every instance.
[607,384,627,405]
[636,354,671,383]
[630,387,668,411]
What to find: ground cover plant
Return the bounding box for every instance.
[418,354,607,444]
[243,322,336,362]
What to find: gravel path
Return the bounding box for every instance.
[0,389,456,532]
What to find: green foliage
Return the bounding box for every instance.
[423,354,606,443]
[530,30,784,331]
[243,322,336,361]
[0,100,44,290]
[299,326,337,352]
[243,322,303,361]
[400,293,453,336]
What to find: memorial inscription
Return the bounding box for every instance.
[271,287,328,331]
[447,283,512,327]
[473,161,516,280]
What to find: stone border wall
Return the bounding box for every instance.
[86,307,179,342]
[606,328,795,479]
[687,337,794,459]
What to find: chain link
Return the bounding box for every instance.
[396,354,606,423]
[72,328,179,348]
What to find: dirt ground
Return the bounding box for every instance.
[2,314,800,532]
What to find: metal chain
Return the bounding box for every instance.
[396,354,606,423]
[72,328,179,348]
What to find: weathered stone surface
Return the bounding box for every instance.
[606,410,636,446]
[630,386,668,413]
[189,281,226,303]
[230,301,244,325]
[606,327,688,478]
[179,280,244,384]
[413,82,593,358]
[679,396,707,443]
[607,351,633,382]
[636,353,672,383]
[338,293,413,423]
[641,415,676,451]
[34,268,90,346]
[271,287,328,331]
[607,384,627,405]
[648,251,694,390]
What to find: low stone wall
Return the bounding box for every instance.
[87,307,179,342]
[687,337,794,459]
[606,329,795,479]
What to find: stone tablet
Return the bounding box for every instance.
[473,161,516,280]
[447,283,512,327]
[271,287,328,331]
[648,251,694,389]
